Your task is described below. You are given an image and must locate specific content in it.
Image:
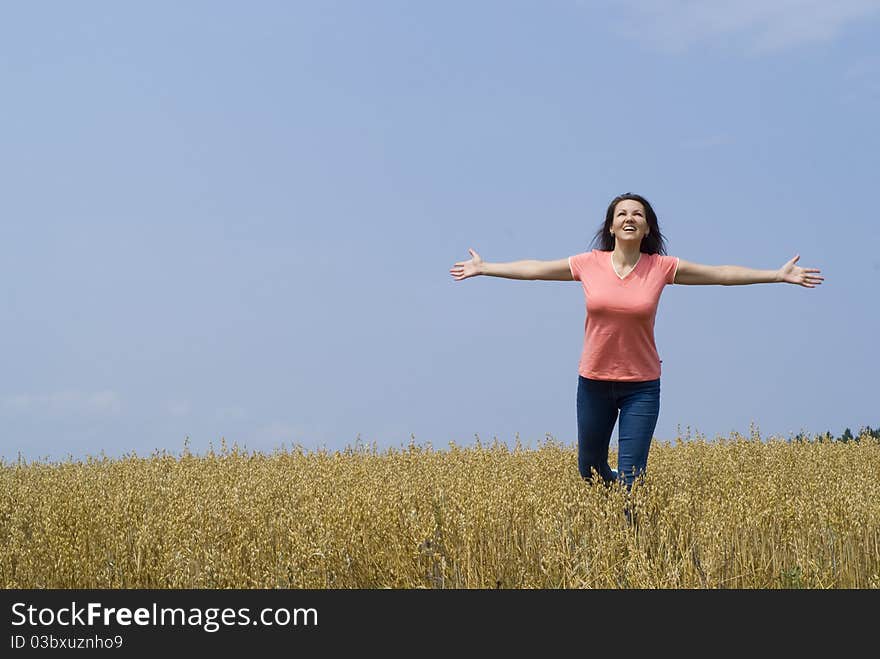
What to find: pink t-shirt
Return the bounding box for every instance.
[568,249,680,382]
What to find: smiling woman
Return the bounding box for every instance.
[449,192,824,506]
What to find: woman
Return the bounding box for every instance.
[449,192,824,490]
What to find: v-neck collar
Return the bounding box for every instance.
[610,251,643,281]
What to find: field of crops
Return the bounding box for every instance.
[2,430,878,588]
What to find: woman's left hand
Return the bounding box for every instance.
[777,254,824,288]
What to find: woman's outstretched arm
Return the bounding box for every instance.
[675,254,824,287]
[449,248,574,281]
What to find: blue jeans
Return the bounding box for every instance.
[576,376,661,489]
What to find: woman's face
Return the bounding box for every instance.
[612,199,649,242]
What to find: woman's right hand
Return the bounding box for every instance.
[449,248,483,281]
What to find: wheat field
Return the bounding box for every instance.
[2,429,878,589]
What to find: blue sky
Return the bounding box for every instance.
[2,1,878,462]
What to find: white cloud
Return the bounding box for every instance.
[609,0,880,54]
[1,390,121,416]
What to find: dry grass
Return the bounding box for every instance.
[2,429,878,588]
